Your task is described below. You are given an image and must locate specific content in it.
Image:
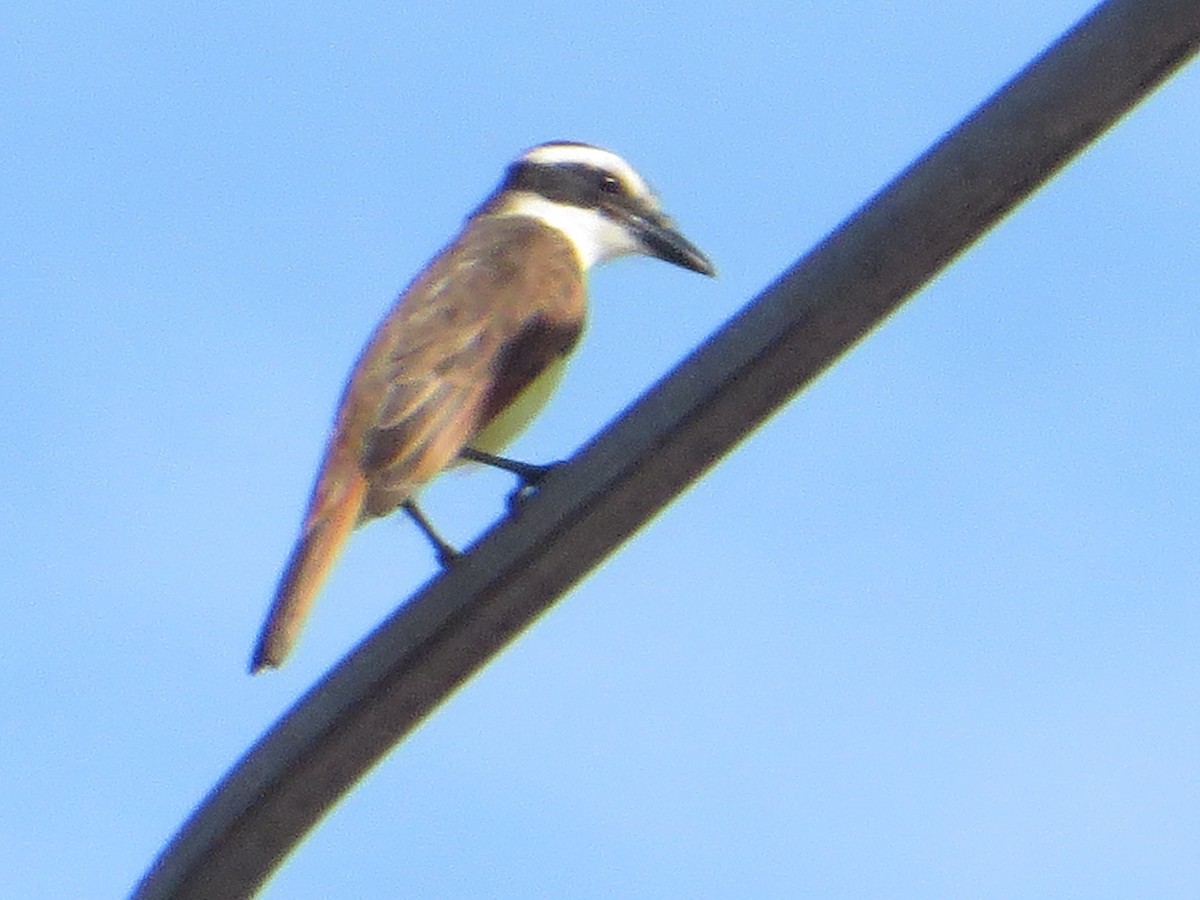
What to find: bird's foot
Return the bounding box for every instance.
[460,447,563,511]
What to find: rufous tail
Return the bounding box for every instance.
[250,476,366,672]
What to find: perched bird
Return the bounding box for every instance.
[250,141,714,672]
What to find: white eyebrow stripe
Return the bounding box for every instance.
[519,143,652,199]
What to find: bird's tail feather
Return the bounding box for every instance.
[250,476,366,673]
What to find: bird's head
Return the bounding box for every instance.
[481,141,715,276]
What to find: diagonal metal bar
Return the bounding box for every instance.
[131,1,1200,896]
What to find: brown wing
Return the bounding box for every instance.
[353,216,585,518]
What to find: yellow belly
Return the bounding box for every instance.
[469,355,568,454]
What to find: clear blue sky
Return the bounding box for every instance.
[4,2,1199,897]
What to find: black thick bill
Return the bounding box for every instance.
[633,214,716,276]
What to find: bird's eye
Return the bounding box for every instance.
[599,174,622,195]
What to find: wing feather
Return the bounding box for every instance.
[351,218,583,518]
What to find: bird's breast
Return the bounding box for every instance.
[469,353,570,454]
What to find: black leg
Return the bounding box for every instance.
[459,446,559,487]
[459,447,565,511]
[401,499,459,568]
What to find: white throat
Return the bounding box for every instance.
[493,192,642,271]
